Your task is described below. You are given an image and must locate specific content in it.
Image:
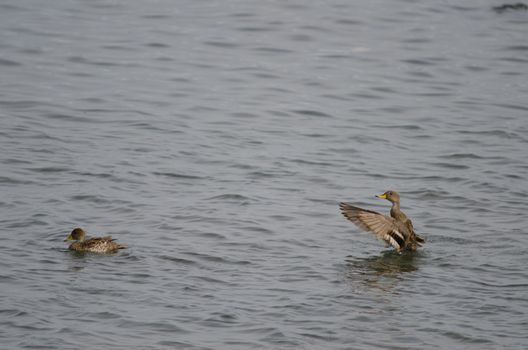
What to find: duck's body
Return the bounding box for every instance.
[65,228,127,253]
[339,191,424,252]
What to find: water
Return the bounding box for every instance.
[1,0,527,349]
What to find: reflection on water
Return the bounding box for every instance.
[63,249,121,271]
[343,251,423,293]
[64,250,89,272]
[346,250,421,276]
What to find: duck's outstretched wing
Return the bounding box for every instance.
[339,202,406,250]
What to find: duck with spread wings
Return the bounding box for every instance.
[339,191,425,252]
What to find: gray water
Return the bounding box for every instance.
[1,0,527,349]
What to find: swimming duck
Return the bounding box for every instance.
[64,228,127,253]
[339,191,425,252]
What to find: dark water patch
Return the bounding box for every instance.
[240,226,273,235]
[349,92,384,100]
[67,56,141,67]
[0,274,18,283]
[184,251,252,266]
[29,166,70,173]
[438,153,484,160]
[374,124,424,131]
[378,105,420,115]
[204,41,239,49]
[492,103,528,112]
[192,275,232,286]
[170,76,192,83]
[0,3,26,11]
[145,42,170,48]
[442,330,494,344]
[464,65,488,72]
[69,194,112,204]
[72,171,121,182]
[402,37,431,44]
[324,147,359,155]
[457,129,522,140]
[447,5,479,12]
[504,173,524,179]
[298,24,334,33]
[71,108,152,118]
[321,53,356,60]
[371,86,398,94]
[229,163,257,170]
[268,214,295,222]
[0,100,59,109]
[199,232,227,240]
[101,44,138,52]
[298,132,333,138]
[140,14,172,19]
[504,45,528,51]
[0,308,27,317]
[415,91,454,97]
[252,71,281,79]
[493,3,528,13]
[248,170,297,179]
[500,71,523,76]
[207,194,251,202]
[153,172,206,180]
[126,121,184,133]
[402,60,437,68]
[499,57,528,64]
[428,162,470,170]
[199,315,240,328]
[237,26,275,32]
[0,176,34,185]
[319,93,353,102]
[159,255,198,265]
[335,19,363,26]
[289,158,335,167]
[231,112,259,119]
[79,97,107,104]
[253,47,294,54]
[289,34,313,42]
[82,311,121,320]
[230,12,255,18]
[157,340,197,348]
[118,319,189,333]
[0,58,22,66]
[407,71,435,79]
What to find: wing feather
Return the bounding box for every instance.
[339,202,403,250]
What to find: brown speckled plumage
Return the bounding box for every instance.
[339,191,424,252]
[64,228,127,253]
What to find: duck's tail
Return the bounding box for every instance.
[415,233,425,246]
[117,243,128,249]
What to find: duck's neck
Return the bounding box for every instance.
[390,201,401,218]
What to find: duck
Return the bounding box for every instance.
[64,228,128,253]
[339,190,425,252]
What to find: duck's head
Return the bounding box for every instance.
[64,228,86,242]
[376,190,400,203]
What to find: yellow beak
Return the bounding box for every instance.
[376,193,387,199]
[64,234,73,242]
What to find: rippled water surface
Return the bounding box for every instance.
[1,1,528,349]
